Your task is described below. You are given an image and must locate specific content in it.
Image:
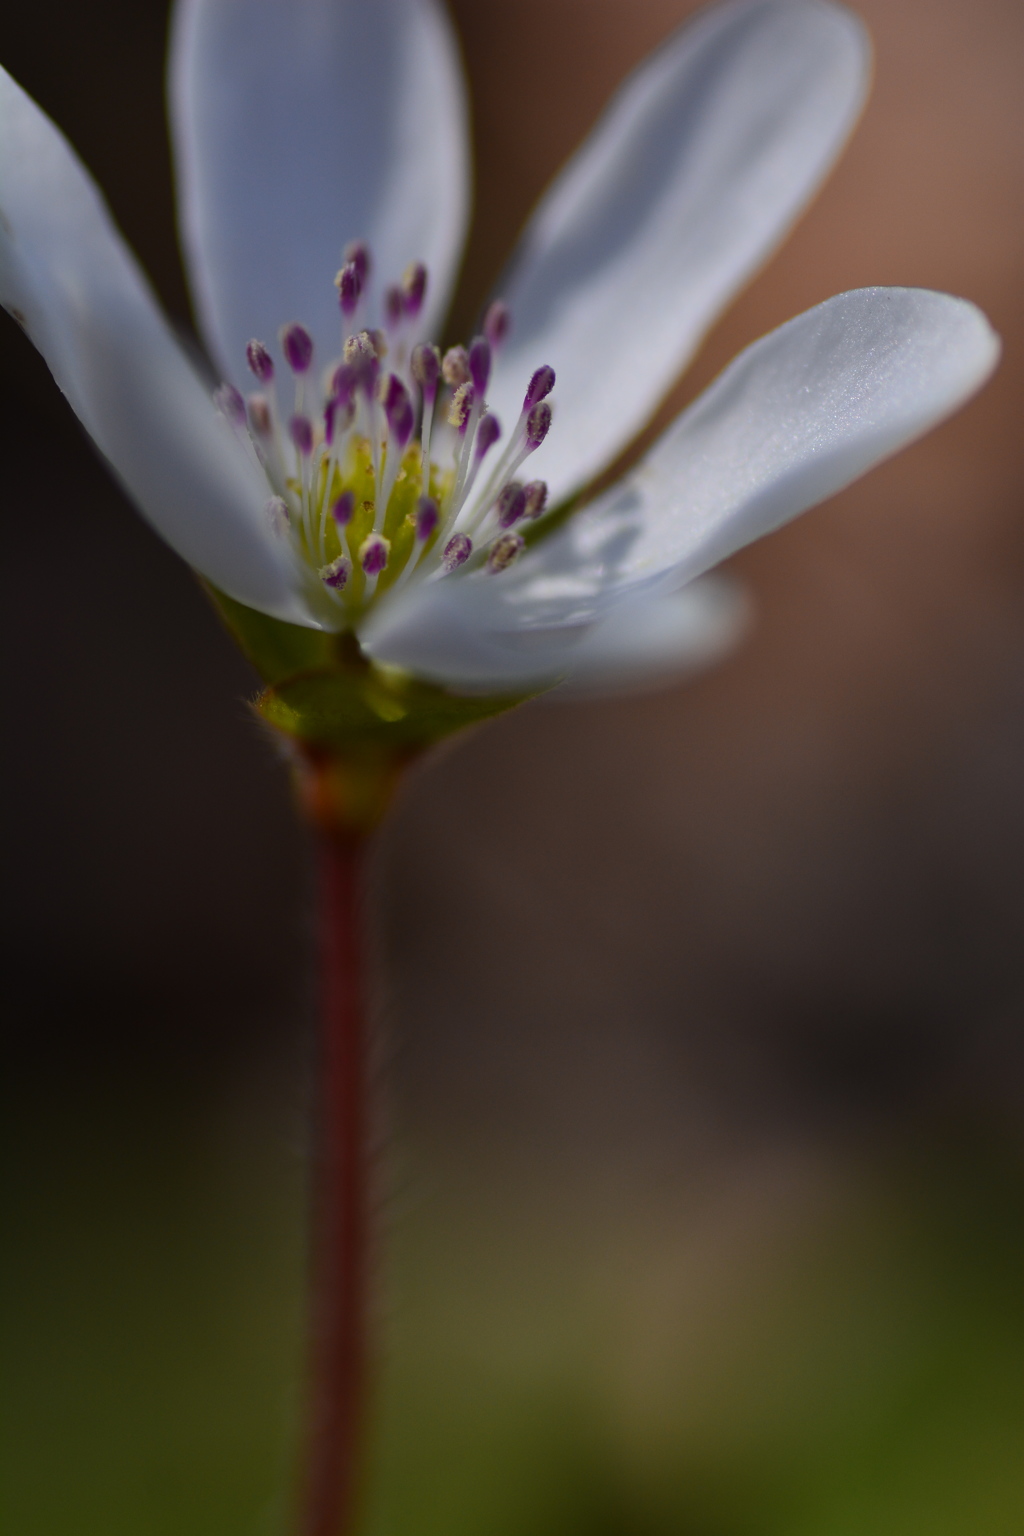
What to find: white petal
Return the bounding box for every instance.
[0,64,308,622]
[363,288,999,681]
[170,0,470,383]
[486,0,870,504]
[548,576,749,698]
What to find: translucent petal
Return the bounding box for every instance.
[0,64,307,622]
[486,0,870,504]
[170,0,470,383]
[364,288,1000,683]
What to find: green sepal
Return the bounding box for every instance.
[206,585,538,755]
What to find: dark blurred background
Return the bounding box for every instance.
[4,2,1024,1532]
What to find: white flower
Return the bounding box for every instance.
[0,0,999,697]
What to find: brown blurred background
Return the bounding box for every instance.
[4,2,1024,1533]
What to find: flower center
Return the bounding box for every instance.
[213,241,554,628]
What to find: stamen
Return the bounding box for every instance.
[526,400,552,449]
[474,412,501,461]
[332,491,355,527]
[442,346,471,387]
[330,363,358,405]
[344,332,381,394]
[343,240,370,284]
[442,533,472,572]
[359,533,390,576]
[487,532,525,573]
[335,261,363,319]
[402,262,428,319]
[248,394,272,438]
[496,481,527,528]
[281,323,314,374]
[468,335,491,396]
[415,496,439,541]
[483,300,510,348]
[411,343,440,400]
[214,382,246,427]
[381,374,414,449]
[246,339,275,383]
[524,365,555,410]
[320,555,351,591]
[290,414,314,456]
[523,479,548,519]
[384,285,404,330]
[324,393,353,446]
[448,383,474,431]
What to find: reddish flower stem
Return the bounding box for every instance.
[298,829,370,1536]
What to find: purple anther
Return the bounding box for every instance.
[344,332,380,393]
[359,533,390,576]
[324,393,353,446]
[447,383,474,432]
[414,496,439,542]
[525,400,552,449]
[384,285,404,329]
[332,491,355,526]
[442,346,470,387]
[281,323,313,374]
[382,374,414,448]
[483,300,511,348]
[523,479,548,519]
[411,342,441,398]
[487,531,525,573]
[524,364,555,410]
[265,496,290,536]
[248,394,272,438]
[344,240,370,283]
[289,414,314,455]
[246,339,274,383]
[468,335,492,395]
[321,556,351,591]
[214,382,247,427]
[402,261,428,317]
[496,481,527,528]
[442,533,473,573]
[336,261,363,318]
[330,362,358,405]
[475,412,501,460]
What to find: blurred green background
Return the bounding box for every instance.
[4,0,1024,1532]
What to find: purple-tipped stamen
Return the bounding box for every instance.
[281,323,314,374]
[402,262,428,318]
[382,374,414,449]
[448,383,474,432]
[332,491,355,526]
[359,534,390,576]
[442,346,470,387]
[496,481,527,528]
[321,555,351,591]
[344,240,370,284]
[487,532,525,573]
[523,480,548,519]
[248,394,272,438]
[384,285,404,329]
[336,261,363,318]
[468,335,491,396]
[246,339,274,383]
[483,300,510,348]
[344,332,380,394]
[214,382,247,427]
[415,496,439,542]
[442,533,472,573]
[525,400,552,450]
[330,363,358,405]
[411,343,441,399]
[475,412,501,460]
[290,414,314,456]
[324,393,353,446]
[524,365,555,410]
